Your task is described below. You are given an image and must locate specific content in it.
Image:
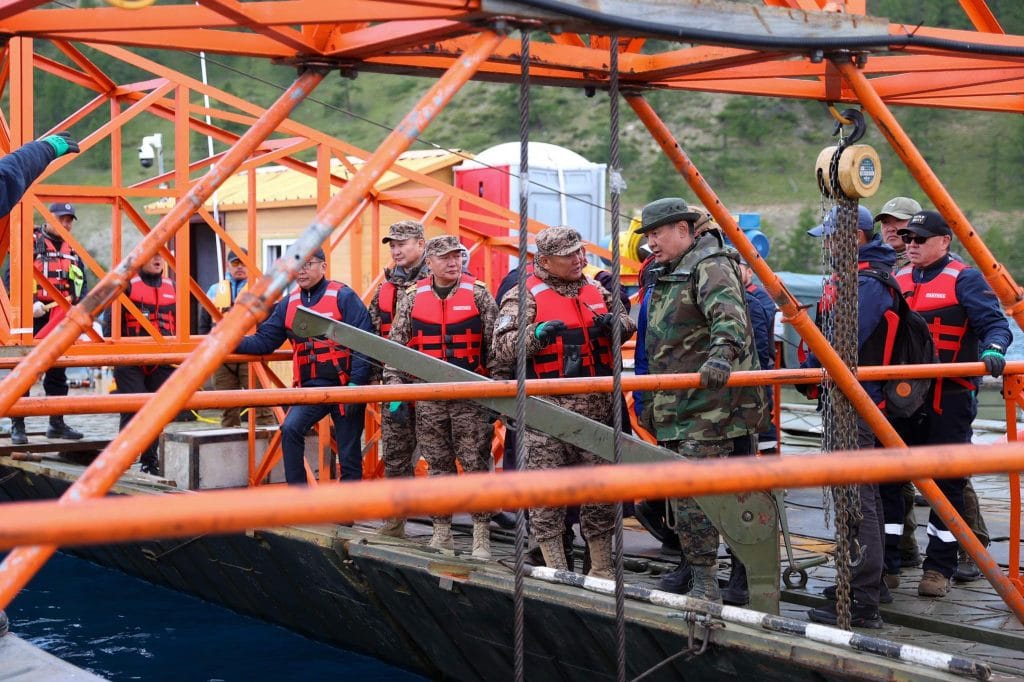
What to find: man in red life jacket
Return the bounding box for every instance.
[491,226,636,577]
[894,210,1010,598]
[385,235,499,557]
[8,201,89,445]
[235,248,372,485]
[99,252,176,475]
[369,220,427,537]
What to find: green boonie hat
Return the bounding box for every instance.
[424,235,462,258]
[638,197,702,234]
[382,220,425,244]
[874,196,922,222]
[536,226,583,257]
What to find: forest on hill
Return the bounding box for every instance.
[36,0,1024,281]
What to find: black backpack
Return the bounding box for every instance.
[861,268,937,418]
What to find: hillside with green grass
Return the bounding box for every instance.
[33,0,1024,282]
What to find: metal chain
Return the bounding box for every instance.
[512,27,531,682]
[818,133,863,631]
[608,38,627,682]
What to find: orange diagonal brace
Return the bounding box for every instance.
[0,441,1022,552]
[627,91,1024,624]
[0,30,502,611]
[0,67,327,607]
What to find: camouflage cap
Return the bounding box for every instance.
[382,220,425,244]
[638,198,701,234]
[536,226,583,257]
[874,196,922,222]
[424,235,462,258]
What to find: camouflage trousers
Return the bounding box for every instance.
[415,399,494,524]
[665,438,734,567]
[526,429,615,543]
[381,404,416,479]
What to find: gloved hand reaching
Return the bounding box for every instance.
[41,132,79,158]
[534,320,567,346]
[387,400,411,426]
[698,357,732,390]
[591,313,615,336]
[981,347,1006,378]
[32,301,47,318]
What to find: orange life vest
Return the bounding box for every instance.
[528,274,612,379]
[407,274,486,375]
[377,280,398,337]
[33,230,78,303]
[284,281,352,386]
[125,276,176,336]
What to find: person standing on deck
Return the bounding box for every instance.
[385,235,499,558]
[235,248,371,485]
[895,210,1010,598]
[369,220,428,538]
[197,247,275,428]
[638,197,768,604]
[491,226,635,577]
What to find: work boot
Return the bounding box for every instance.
[472,520,491,560]
[10,419,27,446]
[586,533,615,580]
[538,537,568,571]
[140,460,159,476]
[883,573,900,589]
[490,511,516,530]
[687,565,721,603]
[808,601,883,629]
[428,521,454,552]
[657,562,693,595]
[378,518,406,538]
[955,553,981,582]
[721,554,749,606]
[918,570,951,598]
[47,417,83,440]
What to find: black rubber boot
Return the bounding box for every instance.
[10,419,27,446]
[47,416,83,440]
[563,527,576,573]
[657,561,693,594]
[721,553,749,606]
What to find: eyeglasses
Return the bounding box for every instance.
[900,234,935,245]
[299,259,325,271]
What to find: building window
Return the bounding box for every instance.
[263,238,297,293]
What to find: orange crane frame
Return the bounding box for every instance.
[0,0,1021,618]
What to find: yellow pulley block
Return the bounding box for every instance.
[815,144,882,199]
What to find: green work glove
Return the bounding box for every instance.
[41,132,79,158]
[980,347,1006,378]
[698,357,732,391]
[534,319,567,345]
[387,400,410,426]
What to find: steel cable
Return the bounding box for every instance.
[608,37,628,682]
[511,27,531,682]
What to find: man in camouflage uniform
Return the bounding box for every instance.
[875,196,921,272]
[370,220,428,538]
[385,235,498,558]
[639,197,769,602]
[492,226,636,577]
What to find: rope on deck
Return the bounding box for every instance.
[525,566,992,681]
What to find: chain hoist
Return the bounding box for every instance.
[815,106,880,630]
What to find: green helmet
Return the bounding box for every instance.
[639,197,701,234]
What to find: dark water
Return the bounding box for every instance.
[6,552,425,681]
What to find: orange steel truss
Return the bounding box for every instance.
[0,0,1022,621]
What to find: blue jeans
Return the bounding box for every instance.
[279,402,365,485]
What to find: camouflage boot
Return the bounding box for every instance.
[688,565,721,603]
[538,537,568,571]
[586,533,615,580]
[378,518,405,538]
[428,521,454,551]
[471,520,491,560]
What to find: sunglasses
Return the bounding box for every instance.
[900,234,936,245]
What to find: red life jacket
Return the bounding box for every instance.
[407,274,486,375]
[896,260,976,407]
[125,276,176,336]
[528,274,612,379]
[377,280,397,337]
[284,281,352,386]
[33,230,78,303]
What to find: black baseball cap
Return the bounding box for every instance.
[898,210,953,239]
[49,202,76,219]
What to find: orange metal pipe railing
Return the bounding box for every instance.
[0,30,503,611]
[0,441,1022,551]
[0,352,290,369]
[8,362,1022,416]
[626,92,1024,620]
[0,66,328,606]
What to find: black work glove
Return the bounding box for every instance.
[387,400,412,426]
[41,132,79,158]
[534,320,567,346]
[981,347,1006,378]
[591,313,615,336]
[698,357,732,390]
[794,382,821,400]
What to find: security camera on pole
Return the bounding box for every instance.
[139,133,166,188]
